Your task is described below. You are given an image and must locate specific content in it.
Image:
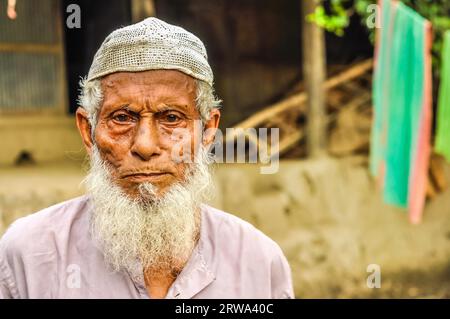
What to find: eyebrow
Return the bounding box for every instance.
[158,104,188,112]
[118,104,131,111]
[108,103,188,115]
[109,104,139,116]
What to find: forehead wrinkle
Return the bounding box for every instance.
[100,71,197,112]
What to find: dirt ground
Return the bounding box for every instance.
[1,157,450,298]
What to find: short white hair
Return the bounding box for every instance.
[77,76,221,134]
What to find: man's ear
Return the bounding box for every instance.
[202,108,221,146]
[76,107,94,155]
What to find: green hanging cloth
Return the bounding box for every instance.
[370,0,433,224]
[435,30,450,162]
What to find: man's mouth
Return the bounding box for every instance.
[122,172,171,182]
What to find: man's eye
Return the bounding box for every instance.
[166,114,180,123]
[113,114,131,122]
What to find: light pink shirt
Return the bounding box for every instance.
[0,196,294,299]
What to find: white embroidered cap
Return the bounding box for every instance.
[86,17,214,86]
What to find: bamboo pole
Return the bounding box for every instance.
[131,0,156,23]
[301,0,327,158]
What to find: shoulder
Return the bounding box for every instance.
[0,196,90,258]
[201,204,286,260]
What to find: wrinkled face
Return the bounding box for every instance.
[79,70,218,197]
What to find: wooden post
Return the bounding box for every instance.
[131,0,156,23]
[301,0,327,158]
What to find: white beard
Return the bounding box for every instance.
[84,145,214,279]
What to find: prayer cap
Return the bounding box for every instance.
[86,17,214,86]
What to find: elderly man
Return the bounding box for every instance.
[0,18,293,299]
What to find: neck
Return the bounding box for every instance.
[143,267,180,299]
[143,240,198,298]
[143,227,201,299]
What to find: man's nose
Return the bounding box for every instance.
[130,120,162,161]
